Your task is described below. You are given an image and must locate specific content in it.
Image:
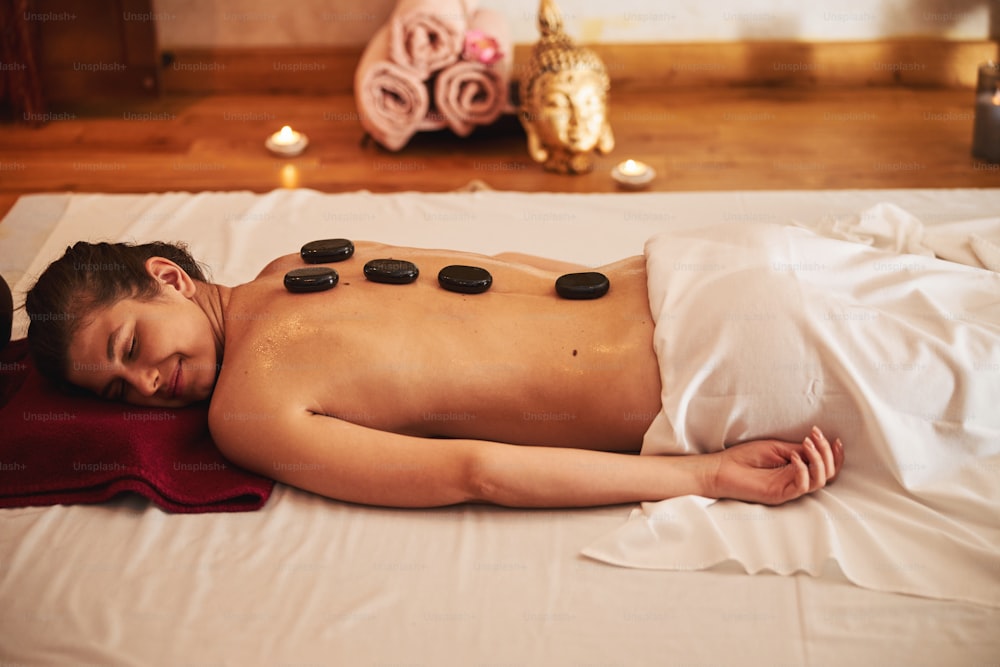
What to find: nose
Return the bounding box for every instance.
[124,365,160,397]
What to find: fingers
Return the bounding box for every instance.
[789,451,809,499]
[802,426,845,492]
[830,436,844,482]
[813,426,844,483]
[802,434,827,491]
[811,426,836,479]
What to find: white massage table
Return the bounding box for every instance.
[1,188,999,666]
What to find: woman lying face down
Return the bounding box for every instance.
[25,241,843,509]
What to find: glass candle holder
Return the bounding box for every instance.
[972,62,1000,163]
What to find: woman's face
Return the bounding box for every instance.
[66,287,219,408]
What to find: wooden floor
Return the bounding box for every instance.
[1,86,998,220]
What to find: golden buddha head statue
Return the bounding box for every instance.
[519,0,615,174]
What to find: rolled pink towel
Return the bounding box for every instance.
[389,0,478,81]
[434,8,511,137]
[355,25,440,151]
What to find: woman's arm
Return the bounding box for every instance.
[213,402,697,507]
[472,427,842,508]
[211,402,842,508]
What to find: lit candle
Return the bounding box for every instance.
[266,125,309,157]
[612,159,655,189]
[274,126,298,146]
[972,62,1000,164]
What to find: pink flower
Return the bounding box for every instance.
[463,30,503,65]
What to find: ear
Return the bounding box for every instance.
[596,120,615,154]
[144,256,197,298]
[521,118,549,163]
[526,127,550,163]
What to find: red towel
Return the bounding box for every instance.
[0,339,274,513]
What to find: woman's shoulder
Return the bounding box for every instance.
[253,253,302,279]
[253,241,399,279]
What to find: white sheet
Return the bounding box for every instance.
[811,201,1000,271]
[581,222,1000,607]
[2,189,1000,665]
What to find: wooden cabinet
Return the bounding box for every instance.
[5,0,158,113]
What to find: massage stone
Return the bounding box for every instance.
[555,272,610,299]
[284,267,339,293]
[300,239,354,263]
[438,265,493,294]
[363,259,420,284]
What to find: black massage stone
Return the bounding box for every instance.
[363,259,420,284]
[438,265,493,294]
[300,238,354,263]
[284,267,339,293]
[555,272,610,300]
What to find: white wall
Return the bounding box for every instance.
[152,0,995,49]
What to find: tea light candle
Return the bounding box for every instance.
[266,125,309,157]
[612,159,655,189]
[972,62,1000,164]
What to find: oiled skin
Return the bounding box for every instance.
[213,242,662,453]
[63,241,843,508]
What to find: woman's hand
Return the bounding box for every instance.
[705,426,844,506]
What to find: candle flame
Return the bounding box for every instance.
[993,90,1000,106]
[621,159,644,176]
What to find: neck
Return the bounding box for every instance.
[193,281,230,364]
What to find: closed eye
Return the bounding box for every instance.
[118,333,139,399]
[108,333,137,401]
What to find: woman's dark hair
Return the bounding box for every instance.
[24,241,208,390]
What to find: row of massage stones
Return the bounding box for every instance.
[284,239,610,300]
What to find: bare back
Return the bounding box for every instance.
[211,242,662,454]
